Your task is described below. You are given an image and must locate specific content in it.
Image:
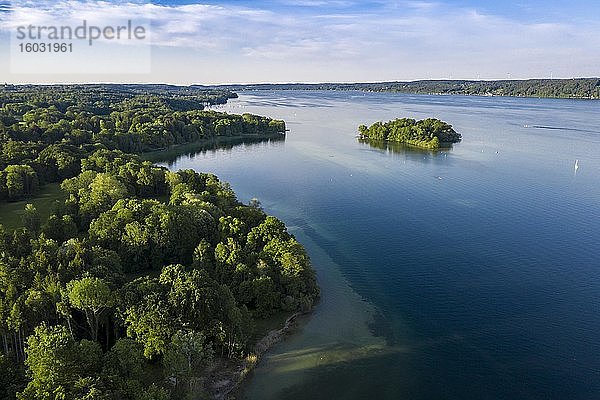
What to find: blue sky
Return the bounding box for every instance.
[103,0,600,24]
[0,0,599,84]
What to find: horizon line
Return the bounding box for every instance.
[3,77,599,87]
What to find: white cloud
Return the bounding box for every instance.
[276,0,357,6]
[1,0,599,82]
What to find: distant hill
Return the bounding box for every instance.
[195,78,600,99]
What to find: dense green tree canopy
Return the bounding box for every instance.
[358,118,461,149]
[0,94,316,399]
[215,78,600,99]
[19,324,103,400]
[0,85,285,203]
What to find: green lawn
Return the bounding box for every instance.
[0,183,67,231]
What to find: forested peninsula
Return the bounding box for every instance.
[0,86,318,400]
[206,78,600,99]
[358,118,461,150]
[0,85,285,202]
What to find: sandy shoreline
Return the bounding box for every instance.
[204,311,310,400]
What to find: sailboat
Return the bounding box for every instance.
[575,159,579,171]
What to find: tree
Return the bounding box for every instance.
[1,165,39,200]
[138,385,170,400]
[22,203,41,234]
[36,144,82,181]
[102,338,146,398]
[103,338,145,381]
[357,117,460,149]
[125,298,174,359]
[67,277,114,341]
[122,278,175,359]
[163,330,213,390]
[19,324,103,400]
[0,354,24,399]
[248,197,262,210]
[246,215,289,250]
[80,173,129,219]
[41,214,78,243]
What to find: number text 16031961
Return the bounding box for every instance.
[18,43,73,53]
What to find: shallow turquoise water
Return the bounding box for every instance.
[161,91,600,400]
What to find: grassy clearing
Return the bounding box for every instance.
[0,183,67,231]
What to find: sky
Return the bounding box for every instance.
[0,0,599,84]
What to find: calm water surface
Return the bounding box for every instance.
[160,91,600,400]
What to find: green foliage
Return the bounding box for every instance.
[89,198,216,272]
[137,385,171,400]
[0,165,39,201]
[82,173,130,219]
[19,324,103,400]
[102,338,147,399]
[358,118,461,149]
[21,204,40,234]
[123,289,175,359]
[224,78,600,99]
[0,354,25,399]
[66,277,114,341]
[0,86,315,400]
[0,85,284,204]
[41,214,77,243]
[163,330,213,385]
[103,338,145,381]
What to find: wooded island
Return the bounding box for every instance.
[358,118,461,150]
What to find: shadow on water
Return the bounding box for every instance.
[242,332,515,400]
[359,139,456,155]
[287,218,402,347]
[240,344,414,400]
[242,333,575,400]
[357,139,458,168]
[142,134,285,165]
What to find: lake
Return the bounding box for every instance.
[159,91,600,400]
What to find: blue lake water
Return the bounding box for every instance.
[160,91,600,400]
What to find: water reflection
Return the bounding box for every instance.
[145,134,285,166]
[359,139,455,155]
[357,139,457,169]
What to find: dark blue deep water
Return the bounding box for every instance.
[161,91,600,400]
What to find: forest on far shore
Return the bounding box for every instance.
[204,78,600,99]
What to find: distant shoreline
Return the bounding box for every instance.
[192,78,600,100]
[4,80,599,100]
